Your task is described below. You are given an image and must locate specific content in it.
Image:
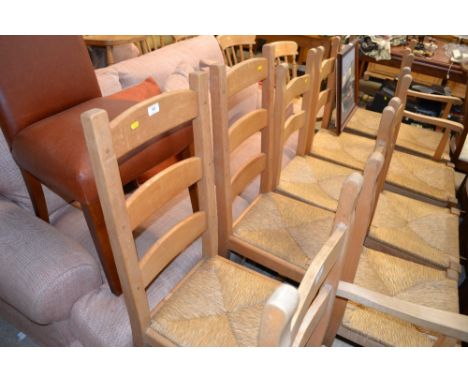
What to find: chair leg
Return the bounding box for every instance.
[82,200,122,295]
[176,144,199,213]
[21,170,49,223]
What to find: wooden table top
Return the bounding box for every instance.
[83,35,147,46]
[361,38,467,83]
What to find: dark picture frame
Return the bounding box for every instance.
[336,42,359,134]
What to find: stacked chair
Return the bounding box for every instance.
[307,49,458,208]
[346,51,464,163]
[81,40,468,346]
[82,65,366,347]
[217,35,257,65]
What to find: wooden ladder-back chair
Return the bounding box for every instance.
[318,36,341,129]
[310,68,458,208]
[278,77,460,280]
[321,148,468,347]
[268,40,299,80]
[82,69,364,346]
[348,52,463,163]
[210,47,360,283]
[217,35,256,66]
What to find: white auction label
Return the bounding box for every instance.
[148,102,160,116]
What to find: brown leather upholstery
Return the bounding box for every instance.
[0,36,101,145]
[12,97,193,203]
[0,36,194,294]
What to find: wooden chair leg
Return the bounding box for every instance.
[176,144,199,213]
[82,199,122,295]
[21,170,49,223]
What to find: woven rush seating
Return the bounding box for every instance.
[277,155,355,212]
[151,256,279,346]
[232,192,336,271]
[278,157,459,271]
[311,128,457,206]
[367,191,459,270]
[346,108,451,161]
[272,49,460,275]
[339,247,459,347]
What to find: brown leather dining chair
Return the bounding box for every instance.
[0,36,194,295]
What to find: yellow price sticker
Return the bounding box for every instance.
[130,121,140,130]
[257,65,263,72]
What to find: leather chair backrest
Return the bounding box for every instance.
[0,36,101,145]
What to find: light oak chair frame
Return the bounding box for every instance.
[261,173,364,346]
[217,35,256,66]
[82,69,366,347]
[82,71,220,346]
[268,40,299,79]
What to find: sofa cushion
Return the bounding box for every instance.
[114,36,224,90]
[95,67,123,96]
[107,76,161,101]
[0,130,69,214]
[0,197,101,324]
[163,61,195,92]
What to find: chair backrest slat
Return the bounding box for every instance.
[139,211,207,287]
[227,57,268,98]
[320,57,335,82]
[284,74,311,106]
[125,157,202,230]
[230,153,266,203]
[110,90,198,159]
[282,111,306,145]
[292,284,333,346]
[228,109,268,153]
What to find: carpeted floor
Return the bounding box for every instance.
[0,315,353,347]
[0,317,37,347]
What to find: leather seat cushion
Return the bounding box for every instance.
[11,97,193,203]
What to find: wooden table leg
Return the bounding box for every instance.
[82,199,122,295]
[105,46,114,66]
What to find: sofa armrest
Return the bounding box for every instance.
[0,197,101,324]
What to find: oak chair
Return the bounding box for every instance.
[82,69,363,346]
[216,35,257,66]
[209,47,356,282]
[320,148,468,347]
[268,40,299,79]
[309,61,457,207]
[348,54,464,163]
[317,36,341,128]
[274,49,460,279]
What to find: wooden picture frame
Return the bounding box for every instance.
[336,42,359,134]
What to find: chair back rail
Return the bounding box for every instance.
[210,45,275,257]
[217,35,256,66]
